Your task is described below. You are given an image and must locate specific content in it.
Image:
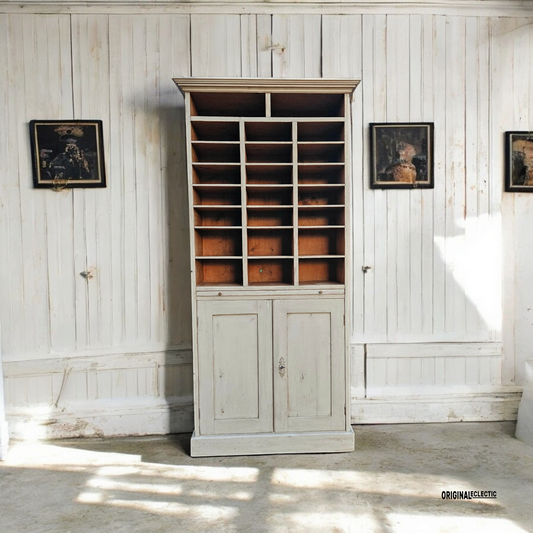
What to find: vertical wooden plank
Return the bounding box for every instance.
[322,15,364,344]
[409,14,423,337]
[397,358,411,386]
[445,17,467,335]
[132,16,152,344]
[256,15,273,77]
[16,15,74,357]
[160,15,191,349]
[191,15,241,77]
[434,357,445,386]
[421,15,435,336]
[410,357,422,385]
[464,17,480,338]
[421,357,435,386]
[432,15,447,337]
[465,357,478,385]
[241,15,258,77]
[496,18,517,385]
[386,15,411,341]
[364,14,388,342]
[0,15,24,359]
[272,15,321,78]
[444,357,466,386]
[476,17,495,341]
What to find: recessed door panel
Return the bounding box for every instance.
[197,300,273,435]
[273,299,345,432]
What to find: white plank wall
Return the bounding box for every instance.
[0,9,531,435]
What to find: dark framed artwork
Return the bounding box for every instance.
[370,122,434,189]
[29,120,106,189]
[505,132,533,192]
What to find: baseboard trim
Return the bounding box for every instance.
[351,392,521,424]
[191,427,355,457]
[7,397,194,440]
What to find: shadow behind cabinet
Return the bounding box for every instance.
[174,78,359,457]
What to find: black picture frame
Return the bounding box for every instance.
[505,131,533,192]
[370,122,434,189]
[29,120,106,189]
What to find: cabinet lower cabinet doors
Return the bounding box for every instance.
[197,298,345,437]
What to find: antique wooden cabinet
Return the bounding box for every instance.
[174,78,358,456]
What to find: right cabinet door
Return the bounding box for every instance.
[273,298,346,433]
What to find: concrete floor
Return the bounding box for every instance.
[1,422,532,533]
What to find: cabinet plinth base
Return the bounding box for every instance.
[190,427,355,457]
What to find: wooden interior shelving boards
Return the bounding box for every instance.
[175,78,359,457]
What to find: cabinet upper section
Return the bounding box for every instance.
[174,78,359,290]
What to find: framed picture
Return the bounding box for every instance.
[29,120,106,189]
[370,123,434,189]
[505,132,533,192]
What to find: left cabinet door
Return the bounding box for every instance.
[197,300,274,436]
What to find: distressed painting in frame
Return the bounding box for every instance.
[30,120,106,189]
[370,123,434,189]
[505,132,533,192]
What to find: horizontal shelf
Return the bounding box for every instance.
[194,226,242,230]
[298,280,345,286]
[248,281,294,287]
[192,184,240,189]
[246,225,293,229]
[271,93,344,117]
[298,204,344,209]
[192,164,241,185]
[194,208,242,227]
[247,255,294,259]
[195,256,243,259]
[246,143,292,163]
[296,225,344,229]
[297,255,345,258]
[197,282,244,287]
[298,184,345,188]
[299,257,345,285]
[247,205,293,209]
[298,164,345,185]
[190,92,266,117]
[195,228,243,256]
[195,258,243,286]
[248,257,294,285]
[191,121,239,141]
[246,184,293,188]
[245,122,292,141]
[298,143,344,163]
[192,142,240,163]
[247,208,293,227]
[193,205,242,209]
[298,122,345,142]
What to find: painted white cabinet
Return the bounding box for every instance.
[273,298,346,433]
[175,78,358,456]
[197,299,274,436]
[197,298,345,439]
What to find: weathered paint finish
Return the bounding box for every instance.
[196,300,273,435]
[0,10,531,435]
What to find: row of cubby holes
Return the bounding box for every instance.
[194,207,345,227]
[196,258,345,286]
[193,164,345,185]
[195,228,345,257]
[190,93,345,119]
[191,143,344,163]
[191,121,344,141]
[192,187,344,206]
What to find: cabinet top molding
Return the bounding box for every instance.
[1,1,532,16]
[174,78,360,95]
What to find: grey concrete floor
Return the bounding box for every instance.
[1,422,532,533]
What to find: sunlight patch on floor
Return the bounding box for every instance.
[387,513,528,533]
